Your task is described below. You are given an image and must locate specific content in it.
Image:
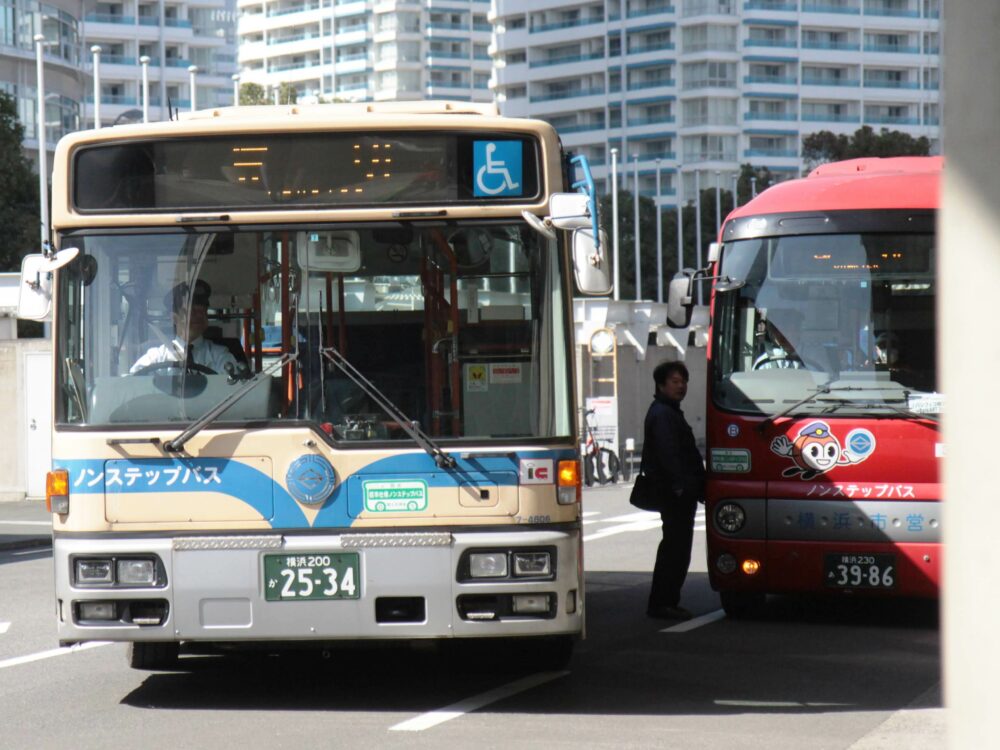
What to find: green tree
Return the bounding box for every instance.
[0,92,40,271]
[802,125,931,171]
[238,82,298,106]
[238,82,267,105]
[277,82,298,105]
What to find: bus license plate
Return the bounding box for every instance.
[263,553,360,601]
[824,553,896,589]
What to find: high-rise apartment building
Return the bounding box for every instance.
[490,0,941,203]
[83,0,238,125]
[235,0,494,103]
[1,0,237,164]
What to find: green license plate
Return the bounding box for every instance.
[263,552,360,601]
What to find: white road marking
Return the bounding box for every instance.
[660,609,726,633]
[715,699,853,708]
[0,521,51,527]
[584,519,662,541]
[0,641,112,670]
[0,622,9,634]
[389,670,570,731]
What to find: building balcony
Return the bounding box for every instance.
[84,13,136,24]
[744,111,797,120]
[530,86,605,103]
[863,79,920,89]
[530,17,603,34]
[864,43,920,54]
[530,51,604,68]
[744,148,798,158]
[801,112,860,122]
[865,115,920,125]
[743,75,797,85]
[801,41,861,51]
[801,76,860,86]
[801,2,861,13]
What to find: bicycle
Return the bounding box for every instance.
[582,408,621,486]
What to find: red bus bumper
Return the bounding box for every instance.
[707,538,940,599]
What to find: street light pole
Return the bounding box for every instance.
[232,73,240,105]
[732,173,739,209]
[611,148,620,301]
[750,175,757,198]
[676,172,683,274]
[34,34,49,252]
[633,153,640,301]
[655,158,663,303]
[188,65,198,112]
[140,55,150,123]
[695,170,702,304]
[715,169,722,237]
[91,45,102,129]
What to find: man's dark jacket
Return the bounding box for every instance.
[641,392,706,503]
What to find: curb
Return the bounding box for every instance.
[0,537,52,553]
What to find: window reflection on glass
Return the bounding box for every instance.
[56,222,572,441]
[712,232,940,417]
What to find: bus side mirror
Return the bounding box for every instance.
[17,248,79,321]
[572,227,612,296]
[18,254,54,321]
[666,271,693,328]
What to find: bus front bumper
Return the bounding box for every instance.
[53,528,583,644]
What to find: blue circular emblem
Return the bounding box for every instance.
[727,423,740,438]
[846,429,876,458]
[286,455,337,505]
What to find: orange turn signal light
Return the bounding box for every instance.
[741,558,761,576]
[558,460,579,487]
[46,469,69,514]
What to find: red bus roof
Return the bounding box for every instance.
[725,156,942,224]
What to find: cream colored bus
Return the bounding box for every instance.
[24,101,610,670]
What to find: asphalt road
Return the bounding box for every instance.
[0,485,943,749]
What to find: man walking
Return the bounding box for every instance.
[642,361,705,620]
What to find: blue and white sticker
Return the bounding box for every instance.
[286,455,337,505]
[845,428,876,459]
[473,141,523,197]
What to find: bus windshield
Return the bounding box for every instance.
[55,221,572,441]
[712,231,941,418]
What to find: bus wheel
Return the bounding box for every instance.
[720,591,766,619]
[128,641,180,670]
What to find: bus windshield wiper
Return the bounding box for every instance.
[163,354,296,453]
[757,382,940,432]
[320,345,456,469]
[816,396,941,425]
[755,380,836,433]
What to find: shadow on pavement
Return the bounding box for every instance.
[121,569,940,719]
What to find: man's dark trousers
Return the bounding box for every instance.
[648,495,698,609]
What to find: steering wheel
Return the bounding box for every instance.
[753,355,801,371]
[133,360,217,376]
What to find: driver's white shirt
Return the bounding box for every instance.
[130,336,238,374]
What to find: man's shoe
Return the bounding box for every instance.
[646,605,693,621]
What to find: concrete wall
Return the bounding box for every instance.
[0,338,51,501]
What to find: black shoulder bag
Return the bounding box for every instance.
[629,439,664,512]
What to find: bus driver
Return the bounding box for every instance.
[130,279,239,375]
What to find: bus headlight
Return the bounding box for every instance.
[469,552,508,578]
[715,503,746,534]
[75,559,113,584]
[512,551,551,577]
[117,559,157,586]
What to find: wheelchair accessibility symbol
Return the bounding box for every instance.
[474,141,523,197]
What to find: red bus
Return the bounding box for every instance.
[670,156,942,616]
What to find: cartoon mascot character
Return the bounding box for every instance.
[770,421,871,480]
